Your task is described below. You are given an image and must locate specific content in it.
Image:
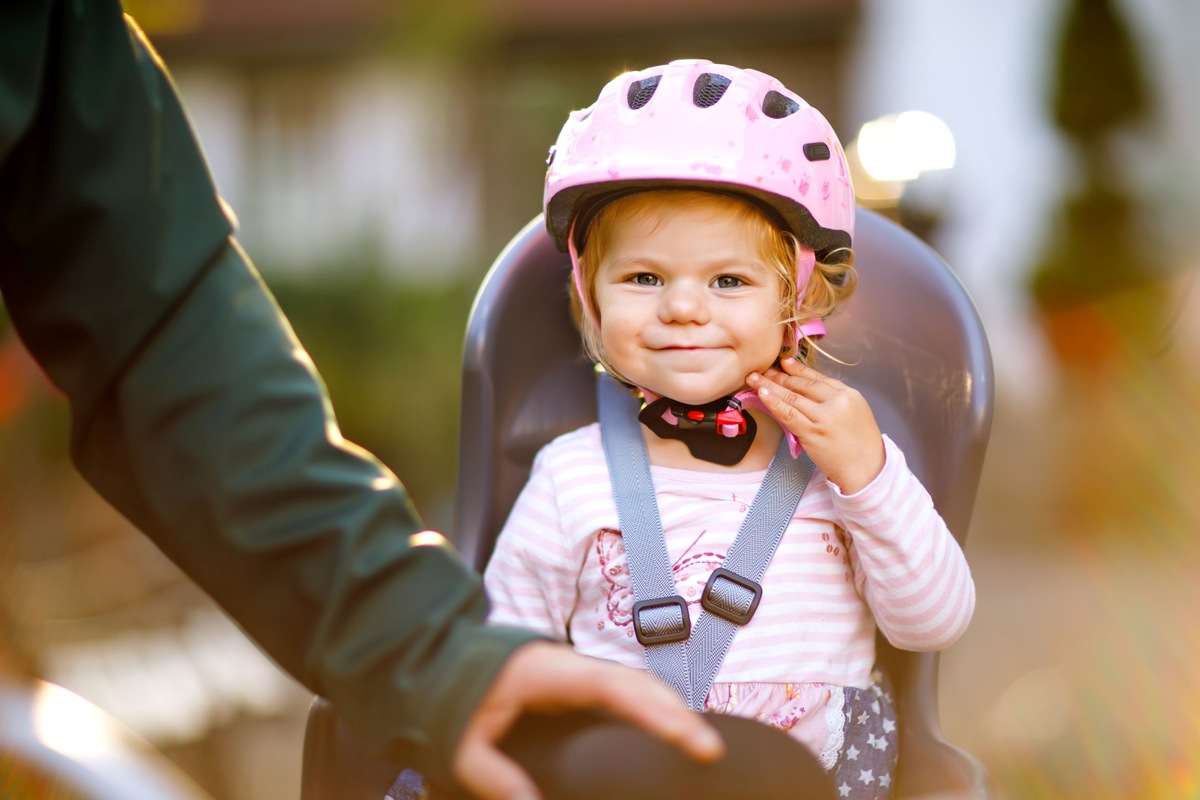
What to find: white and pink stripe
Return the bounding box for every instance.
[484,423,975,691]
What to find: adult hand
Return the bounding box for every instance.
[452,641,724,800]
[747,358,885,494]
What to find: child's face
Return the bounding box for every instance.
[593,200,786,406]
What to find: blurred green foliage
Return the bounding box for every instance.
[268,269,478,533]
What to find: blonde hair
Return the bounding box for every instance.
[571,189,857,379]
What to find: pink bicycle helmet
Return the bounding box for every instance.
[544,59,855,264]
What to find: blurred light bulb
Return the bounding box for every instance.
[855,111,956,183]
[846,140,905,207]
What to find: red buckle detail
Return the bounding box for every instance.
[686,410,705,422]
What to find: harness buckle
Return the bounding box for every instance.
[701,568,763,625]
[631,596,691,645]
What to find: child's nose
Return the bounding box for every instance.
[658,282,710,324]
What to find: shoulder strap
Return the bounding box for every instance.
[687,435,815,705]
[596,374,815,710]
[597,374,695,706]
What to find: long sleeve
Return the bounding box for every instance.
[831,436,975,652]
[0,1,541,786]
[484,446,583,640]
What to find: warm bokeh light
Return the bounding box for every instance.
[855,111,957,183]
[409,530,448,547]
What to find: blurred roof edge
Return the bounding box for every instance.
[500,0,855,34]
[124,0,391,59]
[128,0,859,59]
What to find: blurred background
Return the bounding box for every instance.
[1,0,1198,797]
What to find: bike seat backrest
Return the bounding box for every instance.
[453,208,993,573]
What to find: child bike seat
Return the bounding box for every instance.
[301,207,996,799]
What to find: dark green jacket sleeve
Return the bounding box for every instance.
[0,0,541,785]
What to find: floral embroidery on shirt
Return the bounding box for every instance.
[823,525,853,578]
[595,529,633,631]
[594,528,726,631]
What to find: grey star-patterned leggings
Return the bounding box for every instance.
[831,668,899,799]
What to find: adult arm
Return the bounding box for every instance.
[0,0,548,786]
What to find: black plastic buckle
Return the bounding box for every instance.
[701,568,763,625]
[667,393,739,431]
[631,596,691,645]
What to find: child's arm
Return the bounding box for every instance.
[483,447,581,639]
[747,359,974,650]
[830,437,975,650]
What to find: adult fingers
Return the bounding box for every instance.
[455,726,542,800]
[561,654,724,759]
[453,658,543,800]
[452,642,724,800]
[513,645,724,760]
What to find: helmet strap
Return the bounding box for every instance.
[567,219,596,328]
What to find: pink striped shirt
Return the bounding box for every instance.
[484,423,974,759]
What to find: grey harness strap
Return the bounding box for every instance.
[597,374,695,705]
[597,374,816,709]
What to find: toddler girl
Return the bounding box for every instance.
[482,59,975,800]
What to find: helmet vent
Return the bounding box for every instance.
[693,73,732,108]
[762,90,800,119]
[803,142,831,161]
[627,76,662,110]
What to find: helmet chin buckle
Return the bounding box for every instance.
[673,399,747,439]
[639,395,757,466]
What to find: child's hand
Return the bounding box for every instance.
[747,359,885,495]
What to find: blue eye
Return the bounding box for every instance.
[714,275,743,289]
[632,274,660,286]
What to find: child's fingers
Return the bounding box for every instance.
[779,358,853,389]
[762,359,840,402]
[754,361,869,433]
[748,371,819,431]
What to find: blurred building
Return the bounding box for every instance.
[133,0,863,278]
